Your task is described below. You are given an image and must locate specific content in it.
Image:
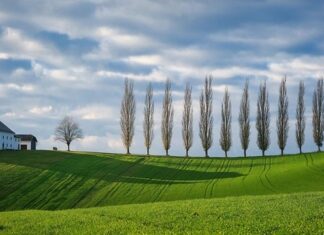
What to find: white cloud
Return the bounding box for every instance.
[95,27,158,48]
[126,54,162,65]
[1,27,45,55]
[0,52,10,59]
[0,83,35,95]
[107,136,124,151]
[71,105,115,120]
[96,68,167,82]
[29,106,53,115]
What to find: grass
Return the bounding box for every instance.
[0,192,324,234]
[0,150,324,211]
[0,150,324,234]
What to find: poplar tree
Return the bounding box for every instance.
[239,80,250,157]
[120,78,136,154]
[199,76,213,157]
[182,82,193,157]
[256,81,270,156]
[161,79,174,156]
[296,81,305,154]
[143,83,154,156]
[220,87,232,157]
[312,78,324,152]
[277,77,289,156]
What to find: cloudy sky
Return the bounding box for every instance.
[0,0,323,156]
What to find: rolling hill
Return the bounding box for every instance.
[0,150,324,234]
[0,150,324,211]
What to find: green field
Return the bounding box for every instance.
[1,192,323,234]
[0,150,324,234]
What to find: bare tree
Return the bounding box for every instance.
[256,81,270,157]
[55,116,83,151]
[143,83,154,156]
[277,77,289,156]
[296,81,305,154]
[120,78,136,154]
[239,80,250,157]
[199,76,213,157]
[220,87,232,157]
[312,78,324,152]
[182,82,193,157]
[161,79,174,156]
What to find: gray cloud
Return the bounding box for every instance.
[0,0,323,156]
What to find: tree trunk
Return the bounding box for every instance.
[146,147,149,156]
[262,150,265,157]
[67,143,70,151]
[166,149,169,156]
[225,151,228,158]
[186,149,189,157]
[281,149,283,156]
[127,147,130,155]
[318,146,321,152]
[244,149,247,158]
[205,149,208,158]
[299,147,302,154]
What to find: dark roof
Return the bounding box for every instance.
[15,134,38,142]
[0,121,15,134]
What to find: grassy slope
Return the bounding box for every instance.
[0,150,324,211]
[1,192,324,234]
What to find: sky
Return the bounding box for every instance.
[0,0,323,157]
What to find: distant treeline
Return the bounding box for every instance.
[120,76,324,158]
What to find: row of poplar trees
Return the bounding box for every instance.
[120,76,324,157]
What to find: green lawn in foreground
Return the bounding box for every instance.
[0,150,323,211]
[0,192,323,234]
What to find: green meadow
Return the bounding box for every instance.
[0,150,324,234]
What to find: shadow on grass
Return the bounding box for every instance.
[0,151,244,184]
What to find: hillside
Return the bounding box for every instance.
[0,150,324,211]
[1,192,324,234]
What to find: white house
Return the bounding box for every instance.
[15,135,37,150]
[0,121,20,150]
[0,121,38,151]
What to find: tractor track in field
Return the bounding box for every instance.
[185,158,211,197]
[149,157,183,202]
[303,153,320,175]
[126,157,183,204]
[94,158,146,206]
[82,158,144,206]
[8,166,73,210]
[243,158,253,180]
[21,166,82,209]
[127,157,169,204]
[68,160,120,208]
[305,153,324,175]
[203,158,225,198]
[20,158,108,209]
[152,158,192,202]
[35,173,78,209]
[151,158,191,202]
[258,157,276,193]
[242,158,253,190]
[264,157,276,191]
[209,158,233,197]
[1,157,69,208]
